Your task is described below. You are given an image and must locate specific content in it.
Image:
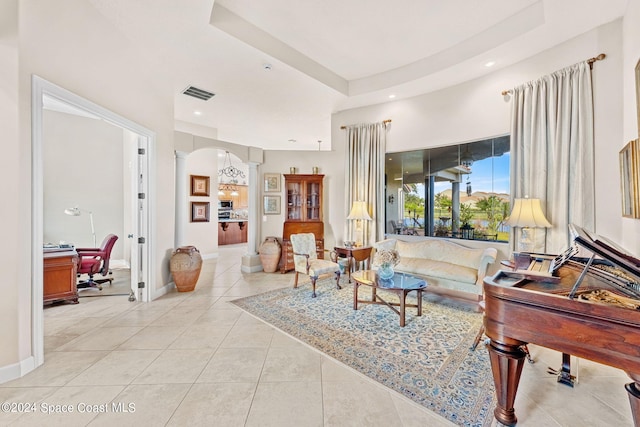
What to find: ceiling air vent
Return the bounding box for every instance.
[182,86,215,101]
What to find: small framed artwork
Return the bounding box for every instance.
[263,195,281,215]
[264,173,280,192]
[620,140,638,218]
[190,175,210,197]
[191,202,210,222]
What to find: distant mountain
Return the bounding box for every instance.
[438,189,509,206]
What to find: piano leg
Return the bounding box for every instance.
[625,372,640,427]
[487,339,527,427]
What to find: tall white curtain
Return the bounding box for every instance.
[510,61,595,253]
[345,122,387,246]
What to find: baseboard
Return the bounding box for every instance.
[0,356,35,385]
[152,282,175,300]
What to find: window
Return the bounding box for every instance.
[385,136,510,241]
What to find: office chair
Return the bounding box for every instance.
[76,234,118,290]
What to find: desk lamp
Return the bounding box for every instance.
[505,197,551,253]
[64,206,96,247]
[347,201,372,247]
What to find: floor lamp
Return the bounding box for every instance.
[347,201,372,247]
[64,206,96,247]
[505,197,551,253]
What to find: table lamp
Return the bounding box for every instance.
[504,197,551,253]
[347,201,372,247]
[64,206,96,247]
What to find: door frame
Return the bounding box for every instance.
[31,75,155,366]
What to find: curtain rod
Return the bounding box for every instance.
[500,53,606,96]
[341,119,392,130]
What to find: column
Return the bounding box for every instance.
[242,161,262,272]
[174,151,188,247]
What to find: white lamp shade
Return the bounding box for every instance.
[347,201,372,221]
[505,198,551,228]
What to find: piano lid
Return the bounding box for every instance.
[569,224,640,281]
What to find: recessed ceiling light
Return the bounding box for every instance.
[485,61,496,67]
[288,139,296,143]
[194,111,202,116]
[388,94,396,99]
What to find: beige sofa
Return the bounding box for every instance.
[373,238,498,302]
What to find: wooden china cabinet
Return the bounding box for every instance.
[280,174,325,273]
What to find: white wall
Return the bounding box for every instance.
[0,0,21,370]
[259,150,347,250]
[332,20,625,254]
[185,148,219,257]
[622,1,640,255]
[43,110,126,259]
[7,0,177,374]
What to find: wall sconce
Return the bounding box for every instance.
[388,195,394,204]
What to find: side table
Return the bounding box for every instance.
[333,246,372,283]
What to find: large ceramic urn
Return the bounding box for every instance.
[259,237,281,273]
[170,246,203,292]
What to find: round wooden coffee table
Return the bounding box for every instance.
[351,270,427,327]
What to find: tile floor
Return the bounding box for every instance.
[0,244,634,426]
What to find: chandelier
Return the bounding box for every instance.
[218,151,245,180]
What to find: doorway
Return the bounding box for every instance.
[32,76,154,366]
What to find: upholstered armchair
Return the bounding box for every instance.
[290,233,341,298]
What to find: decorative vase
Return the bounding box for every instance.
[378,263,395,280]
[170,246,202,292]
[259,237,281,273]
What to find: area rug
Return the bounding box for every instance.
[231,277,496,427]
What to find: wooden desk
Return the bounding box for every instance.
[43,248,79,305]
[333,246,372,282]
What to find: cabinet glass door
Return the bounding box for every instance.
[306,181,321,220]
[287,181,302,220]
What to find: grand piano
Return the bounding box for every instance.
[484,224,640,426]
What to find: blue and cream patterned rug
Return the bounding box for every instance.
[230,277,496,427]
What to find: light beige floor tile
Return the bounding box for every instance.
[166,382,256,426]
[390,394,457,427]
[107,308,169,327]
[245,381,323,427]
[150,308,208,327]
[260,345,322,382]
[168,323,230,349]
[45,316,106,337]
[9,385,124,426]
[66,350,161,386]
[2,351,109,387]
[197,347,268,383]
[117,326,186,350]
[132,349,213,384]
[56,327,142,351]
[191,307,243,326]
[87,383,190,426]
[0,387,58,424]
[322,378,400,427]
[219,323,275,348]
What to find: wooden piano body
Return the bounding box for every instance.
[484,224,640,426]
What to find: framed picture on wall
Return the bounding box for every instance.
[190,175,210,196]
[263,195,281,215]
[620,140,638,218]
[264,173,280,192]
[191,202,210,222]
